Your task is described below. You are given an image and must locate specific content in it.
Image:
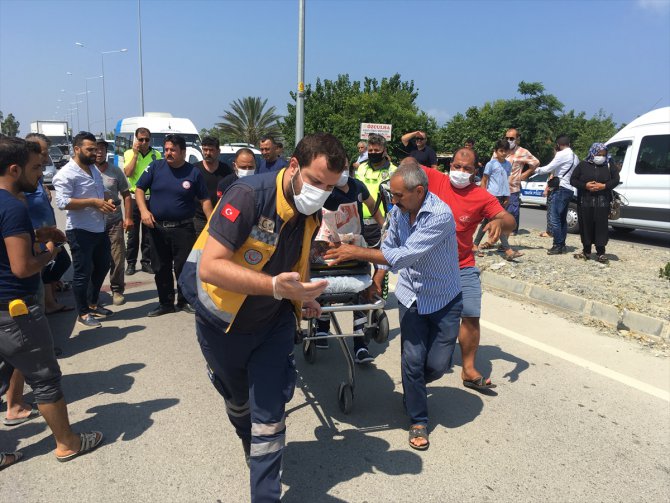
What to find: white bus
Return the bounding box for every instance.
[114,112,202,168]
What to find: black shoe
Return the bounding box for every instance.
[126,263,136,276]
[176,303,196,314]
[354,347,375,364]
[314,332,330,349]
[547,245,566,255]
[141,263,153,274]
[147,304,175,317]
[77,314,102,328]
[88,305,113,318]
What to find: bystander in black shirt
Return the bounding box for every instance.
[194,160,232,224]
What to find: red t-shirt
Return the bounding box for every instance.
[422,167,503,268]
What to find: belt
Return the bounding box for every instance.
[0,295,39,311]
[156,218,193,228]
[363,218,378,226]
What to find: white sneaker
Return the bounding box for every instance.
[112,292,125,306]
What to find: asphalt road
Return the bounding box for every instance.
[2,269,668,502]
[519,204,669,250]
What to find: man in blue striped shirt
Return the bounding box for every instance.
[325,158,462,450]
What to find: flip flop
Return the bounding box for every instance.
[463,376,497,391]
[46,305,75,315]
[56,431,104,462]
[0,452,23,471]
[408,424,429,451]
[3,405,41,426]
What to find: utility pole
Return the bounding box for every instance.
[295,0,305,145]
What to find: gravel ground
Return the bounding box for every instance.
[474,228,670,324]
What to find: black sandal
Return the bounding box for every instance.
[597,255,609,264]
[573,252,589,260]
[408,424,429,451]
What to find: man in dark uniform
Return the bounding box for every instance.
[135,134,212,317]
[179,133,347,503]
[193,136,232,236]
[0,137,103,468]
[400,130,439,169]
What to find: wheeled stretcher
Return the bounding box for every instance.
[296,260,389,414]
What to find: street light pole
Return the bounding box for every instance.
[138,0,145,116]
[296,0,305,145]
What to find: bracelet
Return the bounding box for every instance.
[272,276,283,300]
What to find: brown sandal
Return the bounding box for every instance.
[408,424,429,450]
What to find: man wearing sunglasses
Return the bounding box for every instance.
[501,129,539,235]
[123,128,162,276]
[401,130,439,169]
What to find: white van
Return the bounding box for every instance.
[605,107,670,233]
[114,112,201,169]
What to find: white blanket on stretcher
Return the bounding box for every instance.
[311,275,372,294]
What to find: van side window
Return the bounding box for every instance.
[635,135,670,175]
[607,141,631,173]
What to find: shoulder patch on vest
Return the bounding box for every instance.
[244,249,263,265]
[221,203,240,222]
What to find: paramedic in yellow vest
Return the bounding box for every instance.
[179,133,347,503]
[123,127,161,276]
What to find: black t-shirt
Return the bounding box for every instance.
[136,160,209,221]
[407,141,438,167]
[0,190,40,302]
[323,177,370,230]
[207,182,306,332]
[216,173,239,200]
[194,161,232,222]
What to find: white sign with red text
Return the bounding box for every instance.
[360,123,392,141]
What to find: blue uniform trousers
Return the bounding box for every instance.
[196,308,297,503]
[398,293,463,426]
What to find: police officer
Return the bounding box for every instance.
[0,137,103,468]
[179,133,347,503]
[123,127,162,275]
[135,134,212,317]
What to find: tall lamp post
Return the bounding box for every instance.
[296,0,305,145]
[76,43,128,138]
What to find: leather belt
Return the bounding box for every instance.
[156,219,193,228]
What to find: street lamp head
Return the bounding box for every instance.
[75,42,84,47]
[121,48,128,52]
[66,72,73,75]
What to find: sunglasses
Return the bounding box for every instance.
[416,137,426,141]
[505,137,516,141]
[137,138,150,143]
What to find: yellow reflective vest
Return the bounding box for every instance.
[355,160,397,218]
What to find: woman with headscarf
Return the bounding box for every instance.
[570,142,620,263]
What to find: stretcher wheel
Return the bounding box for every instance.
[338,383,353,414]
[303,339,317,364]
[373,310,389,344]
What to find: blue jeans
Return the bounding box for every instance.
[549,187,573,247]
[398,293,463,426]
[66,229,111,316]
[507,192,520,233]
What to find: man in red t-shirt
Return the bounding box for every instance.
[421,148,515,391]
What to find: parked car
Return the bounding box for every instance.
[49,145,68,168]
[604,106,670,234]
[219,143,262,169]
[42,156,57,186]
[520,173,580,233]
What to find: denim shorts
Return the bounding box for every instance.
[460,266,481,318]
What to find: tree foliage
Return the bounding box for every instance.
[0,111,20,137]
[215,97,282,146]
[281,74,437,161]
[434,82,618,164]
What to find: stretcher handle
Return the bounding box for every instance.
[319,298,385,313]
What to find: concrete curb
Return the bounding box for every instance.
[480,271,669,340]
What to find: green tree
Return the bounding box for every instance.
[435,82,617,164]
[216,97,282,146]
[281,74,437,162]
[1,112,20,137]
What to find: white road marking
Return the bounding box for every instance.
[481,319,670,402]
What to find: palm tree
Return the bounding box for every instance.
[216,97,282,146]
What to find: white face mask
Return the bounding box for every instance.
[291,167,332,215]
[336,171,349,187]
[593,156,606,165]
[236,168,255,178]
[449,170,472,189]
[508,140,516,149]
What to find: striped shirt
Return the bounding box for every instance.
[381,192,461,314]
[505,146,540,193]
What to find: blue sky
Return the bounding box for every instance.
[1,0,669,137]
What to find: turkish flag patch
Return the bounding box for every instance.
[221,203,240,222]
